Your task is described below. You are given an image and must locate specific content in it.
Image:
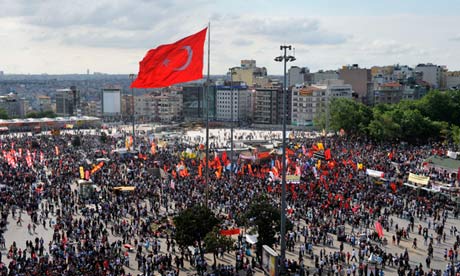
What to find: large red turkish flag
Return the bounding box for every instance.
[131,28,207,88]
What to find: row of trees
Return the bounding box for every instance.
[326,90,460,145]
[0,108,57,120]
[173,196,288,264]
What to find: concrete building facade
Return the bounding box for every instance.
[291,80,352,126]
[446,71,460,89]
[0,93,27,118]
[55,87,80,116]
[216,85,252,123]
[373,82,403,105]
[37,95,52,112]
[415,63,444,89]
[312,70,339,84]
[339,65,372,104]
[230,60,268,87]
[253,88,280,125]
[288,66,310,87]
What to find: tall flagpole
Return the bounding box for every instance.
[205,22,211,207]
[129,74,136,148]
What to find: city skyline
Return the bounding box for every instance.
[1,0,460,75]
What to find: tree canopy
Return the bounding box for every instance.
[173,205,220,251]
[26,110,57,118]
[329,90,460,144]
[239,195,292,257]
[0,108,8,119]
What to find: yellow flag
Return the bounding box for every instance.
[317,143,324,150]
[79,166,84,179]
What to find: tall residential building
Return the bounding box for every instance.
[133,91,182,123]
[371,66,395,85]
[415,63,444,89]
[276,88,292,125]
[253,88,280,125]
[291,80,352,126]
[230,60,268,87]
[392,65,414,82]
[339,64,372,104]
[157,91,183,123]
[445,71,460,89]
[373,82,403,105]
[0,93,26,118]
[55,86,80,116]
[81,100,102,117]
[288,66,310,86]
[216,84,252,123]
[311,70,339,84]
[121,94,133,120]
[37,95,52,112]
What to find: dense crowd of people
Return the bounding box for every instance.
[0,128,459,276]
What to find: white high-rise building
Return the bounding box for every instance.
[415,63,443,88]
[288,66,309,87]
[291,80,352,126]
[216,84,252,122]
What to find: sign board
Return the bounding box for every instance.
[366,169,384,178]
[408,173,429,186]
[286,175,301,183]
[262,245,278,276]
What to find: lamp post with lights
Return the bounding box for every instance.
[274,45,295,275]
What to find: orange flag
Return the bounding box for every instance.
[198,164,202,177]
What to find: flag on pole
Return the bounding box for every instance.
[375,221,384,238]
[131,27,208,88]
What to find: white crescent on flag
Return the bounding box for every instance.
[173,46,193,71]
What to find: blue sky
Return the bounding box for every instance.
[0,0,459,74]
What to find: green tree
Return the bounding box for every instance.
[329,98,372,135]
[418,90,457,124]
[72,136,81,147]
[26,112,39,118]
[204,227,234,265]
[240,196,292,257]
[173,205,220,257]
[451,125,460,149]
[100,132,108,143]
[313,111,326,131]
[368,109,401,141]
[26,110,58,118]
[0,108,8,119]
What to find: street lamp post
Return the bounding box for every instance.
[229,68,237,181]
[274,45,295,275]
[129,74,136,148]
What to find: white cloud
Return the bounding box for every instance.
[241,17,347,45]
[0,2,459,74]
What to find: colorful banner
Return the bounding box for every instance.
[220,228,241,236]
[408,173,429,186]
[79,166,85,179]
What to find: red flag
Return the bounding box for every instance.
[352,204,360,213]
[131,28,207,88]
[390,182,397,193]
[375,221,384,238]
[220,228,241,236]
[222,151,228,163]
[324,149,331,160]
